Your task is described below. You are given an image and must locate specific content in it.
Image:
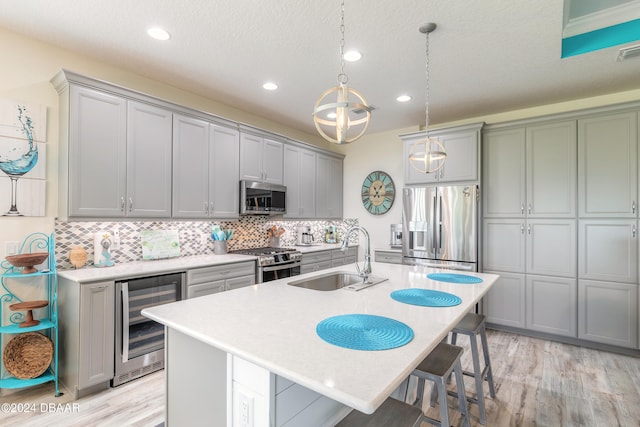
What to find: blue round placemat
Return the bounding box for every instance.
[391,289,462,307]
[316,314,414,351]
[427,273,483,284]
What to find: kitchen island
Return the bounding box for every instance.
[142,262,498,426]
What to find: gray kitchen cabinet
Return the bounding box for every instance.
[283,144,316,218]
[126,100,173,217]
[173,114,240,219]
[578,220,638,284]
[240,132,284,184]
[67,85,127,217]
[66,86,172,218]
[483,271,526,329]
[58,277,115,398]
[483,120,576,218]
[331,246,357,268]
[482,219,526,273]
[374,249,403,264]
[526,275,577,337]
[316,154,343,219]
[300,251,333,274]
[578,279,638,348]
[578,112,638,218]
[186,261,256,298]
[401,123,483,185]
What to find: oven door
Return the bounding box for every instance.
[260,261,301,283]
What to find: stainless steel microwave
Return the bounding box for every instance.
[240,180,287,215]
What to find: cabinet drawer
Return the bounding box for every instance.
[187,261,255,285]
[375,251,402,264]
[226,274,255,291]
[331,247,356,259]
[301,251,332,265]
[187,280,226,299]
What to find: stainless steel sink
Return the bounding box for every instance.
[287,271,388,291]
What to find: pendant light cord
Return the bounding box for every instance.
[425,28,430,132]
[338,0,348,84]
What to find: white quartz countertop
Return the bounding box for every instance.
[293,243,354,252]
[57,254,257,283]
[142,262,498,414]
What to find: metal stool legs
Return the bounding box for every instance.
[450,313,496,425]
[407,342,470,427]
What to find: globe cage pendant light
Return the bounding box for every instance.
[313,0,372,144]
[408,22,446,174]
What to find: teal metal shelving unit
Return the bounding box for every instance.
[0,232,60,396]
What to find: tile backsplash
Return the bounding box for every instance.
[55,217,358,270]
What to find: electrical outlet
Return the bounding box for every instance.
[5,241,19,255]
[112,228,120,251]
[238,392,253,427]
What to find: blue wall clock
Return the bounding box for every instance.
[361,170,395,215]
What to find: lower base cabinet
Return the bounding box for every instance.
[526,275,577,337]
[483,271,526,328]
[186,261,256,298]
[374,249,403,264]
[301,251,333,274]
[59,279,115,398]
[578,279,638,349]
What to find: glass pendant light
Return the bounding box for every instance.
[408,23,446,174]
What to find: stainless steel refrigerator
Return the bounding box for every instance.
[402,185,479,271]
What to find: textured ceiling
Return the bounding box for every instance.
[1,0,640,136]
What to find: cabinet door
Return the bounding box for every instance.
[187,280,226,299]
[483,271,526,328]
[526,219,577,278]
[316,155,343,219]
[284,146,316,218]
[209,124,240,218]
[438,128,479,183]
[262,138,284,184]
[482,219,525,273]
[127,101,172,217]
[482,128,526,217]
[239,133,264,182]
[526,121,577,218]
[69,86,127,217]
[526,275,577,337]
[578,279,638,348]
[578,220,638,283]
[226,275,256,291]
[578,112,638,217]
[172,115,210,218]
[79,281,115,388]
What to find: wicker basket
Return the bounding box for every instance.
[3,332,53,379]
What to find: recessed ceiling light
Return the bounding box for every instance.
[343,50,362,62]
[262,82,278,91]
[147,27,171,41]
[397,95,412,102]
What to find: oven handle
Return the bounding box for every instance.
[121,281,130,364]
[261,261,301,273]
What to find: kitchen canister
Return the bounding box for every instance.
[214,240,227,255]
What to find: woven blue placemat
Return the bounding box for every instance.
[316,314,414,351]
[427,273,483,284]
[390,289,462,307]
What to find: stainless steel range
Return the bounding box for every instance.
[229,247,302,283]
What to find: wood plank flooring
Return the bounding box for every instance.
[1,330,638,426]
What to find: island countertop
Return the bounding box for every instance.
[142,262,499,414]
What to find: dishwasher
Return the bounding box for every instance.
[113,272,184,386]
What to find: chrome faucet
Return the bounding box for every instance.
[341,226,372,281]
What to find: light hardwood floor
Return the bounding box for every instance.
[1,330,639,426]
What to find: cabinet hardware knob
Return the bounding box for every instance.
[120,197,125,211]
[633,225,636,238]
[633,201,636,214]
[521,224,525,234]
[528,204,531,215]
[129,197,133,212]
[521,204,524,214]
[527,224,531,235]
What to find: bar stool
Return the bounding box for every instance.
[336,396,424,427]
[446,312,496,425]
[408,342,470,427]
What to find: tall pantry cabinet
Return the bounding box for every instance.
[483,110,640,350]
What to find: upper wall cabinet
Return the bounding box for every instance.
[172,115,240,219]
[239,133,284,185]
[401,123,483,185]
[578,112,638,218]
[316,154,343,219]
[66,86,172,218]
[483,120,577,218]
[283,144,316,219]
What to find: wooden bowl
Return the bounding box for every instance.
[5,252,49,274]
